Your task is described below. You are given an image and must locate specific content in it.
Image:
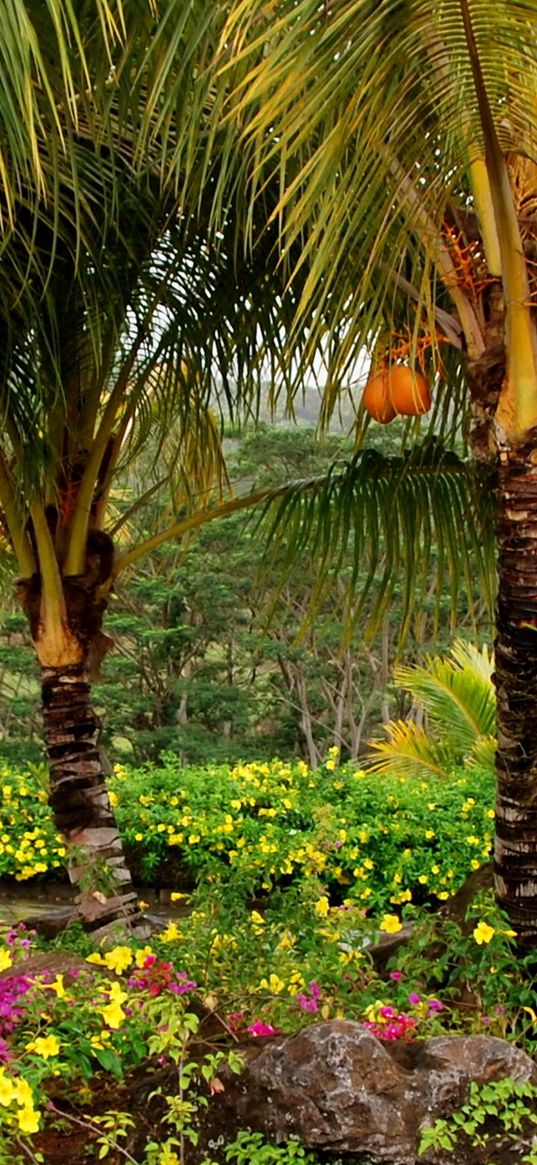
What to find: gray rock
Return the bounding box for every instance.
[201,1022,537,1165]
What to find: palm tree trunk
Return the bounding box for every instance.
[42,661,149,938]
[495,446,537,945]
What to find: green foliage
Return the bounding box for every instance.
[0,753,495,910]
[225,1131,318,1165]
[419,1078,537,1159]
[367,641,496,781]
[0,426,494,769]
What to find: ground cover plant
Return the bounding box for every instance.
[0,753,536,1162]
[0,877,534,1162]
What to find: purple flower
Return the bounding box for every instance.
[428,999,444,1013]
[389,971,403,981]
[0,975,33,1036]
[408,992,421,1005]
[296,994,319,1013]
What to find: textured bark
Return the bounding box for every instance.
[42,662,149,937]
[495,448,537,945]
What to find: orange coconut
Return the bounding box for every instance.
[387,365,431,416]
[363,371,397,424]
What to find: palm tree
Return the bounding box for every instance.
[214,0,537,943]
[0,0,503,938]
[0,0,335,935]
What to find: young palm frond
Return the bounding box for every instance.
[366,719,449,783]
[394,639,495,754]
[367,640,496,779]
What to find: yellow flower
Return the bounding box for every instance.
[314,897,329,917]
[43,974,67,999]
[17,1105,40,1134]
[90,1030,111,1050]
[26,1034,61,1059]
[158,1150,181,1165]
[380,914,403,935]
[13,1077,34,1108]
[0,1070,16,1106]
[261,973,285,994]
[106,981,128,1004]
[99,1001,126,1029]
[170,892,187,902]
[135,945,154,968]
[103,946,133,975]
[86,952,107,966]
[277,931,294,951]
[0,950,12,972]
[473,920,495,945]
[160,922,181,943]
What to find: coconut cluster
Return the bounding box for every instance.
[363,365,431,423]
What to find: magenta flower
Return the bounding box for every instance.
[408,992,421,1005]
[248,1021,280,1038]
[296,980,322,1012]
[296,994,319,1013]
[428,999,444,1013]
[389,971,403,981]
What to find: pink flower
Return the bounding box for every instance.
[296,980,322,1012]
[408,992,421,1005]
[428,999,444,1013]
[247,1021,280,1038]
[389,971,403,981]
[296,994,319,1013]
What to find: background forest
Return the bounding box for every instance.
[0,421,492,770]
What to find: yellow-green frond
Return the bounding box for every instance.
[366,720,449,782]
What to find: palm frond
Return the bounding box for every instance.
[213,0,537,403]
[255,440,496,638]
[366,719,449,782]
[394,639,496,755]
[466,734,496,771]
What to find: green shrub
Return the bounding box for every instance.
[0,752,495,915]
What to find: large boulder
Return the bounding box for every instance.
[198,1022,537,1165]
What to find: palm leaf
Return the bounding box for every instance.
[394,639,496,756]
[255,440,496,638]
[366,719,450,782]
[214,0,537,415]
[467,734,497,771]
